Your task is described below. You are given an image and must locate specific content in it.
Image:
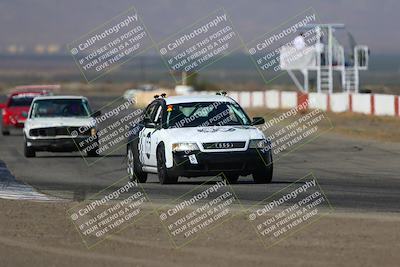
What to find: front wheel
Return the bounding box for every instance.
[252,163,273,184]
[86,140,100,157]
[156,145,178,184]
[127,145,147,183]
[2,125,10,135]
[86,148,99,157]
[223,174,239,184]
[24,140,35,157]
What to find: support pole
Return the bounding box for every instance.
[328,26,333,93]
[287,70,306,93]
[302,69,309,92]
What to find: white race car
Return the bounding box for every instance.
[126,94,273,184]
[23,96,100,157]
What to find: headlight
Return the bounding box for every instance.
[172,143,199,152]
[90,128,97,136]
[249,139,268,149]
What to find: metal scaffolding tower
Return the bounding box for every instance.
[280,24,369,93]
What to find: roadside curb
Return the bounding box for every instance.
[0,160,60,201]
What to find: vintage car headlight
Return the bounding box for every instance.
[172,143,199,152]
[90,128,97,136]
[249,139,268,149]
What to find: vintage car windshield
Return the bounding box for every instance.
[165,101,251,128]
[30,99,91,118]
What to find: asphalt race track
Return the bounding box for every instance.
[0,95,399,212]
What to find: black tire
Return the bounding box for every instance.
[24,141,35,157]
[253,163,273,184]
[127,144,147,183]
[223,174,239,184]
[156,144,178,184]
[253,150,273,184]
[86,140,100,157]
[2,128,10,135]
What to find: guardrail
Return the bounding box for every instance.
[222,90,399,117]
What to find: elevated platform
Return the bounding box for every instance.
[279,24,369,93]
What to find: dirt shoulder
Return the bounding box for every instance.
[0,199,399,267]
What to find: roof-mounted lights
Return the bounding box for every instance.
[154,93,167,99]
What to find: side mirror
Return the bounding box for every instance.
[92,110,101,117]
[145,122,156,128]
[0,103,6,109]
[252,117,265,125]
[143,118,155,128]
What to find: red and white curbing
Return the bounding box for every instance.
[224,90,400,117]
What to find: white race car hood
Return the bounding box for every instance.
[25,117,95,130]
[162,125,265,143]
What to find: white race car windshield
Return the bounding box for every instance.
[165,101,251,128]
[30,99,91,118]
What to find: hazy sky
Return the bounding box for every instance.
[0,0,397,54]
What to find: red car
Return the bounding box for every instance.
[0,85,58,135]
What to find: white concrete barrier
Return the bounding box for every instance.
[352,94,372,114]
[308,93,328,111]
[177,90,399,118]
[281,91,297,109]
[239,92,251,108]
[330,93,349,113]
[265,90,280,109]
[374,94,395,116]
[251,91,265,107]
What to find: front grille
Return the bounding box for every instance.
[29,127,89,137]
[202,141,246,150]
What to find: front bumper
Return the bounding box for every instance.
[26,136,94,152]
[168,149,272,177]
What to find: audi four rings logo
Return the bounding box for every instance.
[215,142,234,149]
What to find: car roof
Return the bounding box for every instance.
[32,95,88,101]
[163,95,236,105]
[10,90,49,96]
[14,85,60,90]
